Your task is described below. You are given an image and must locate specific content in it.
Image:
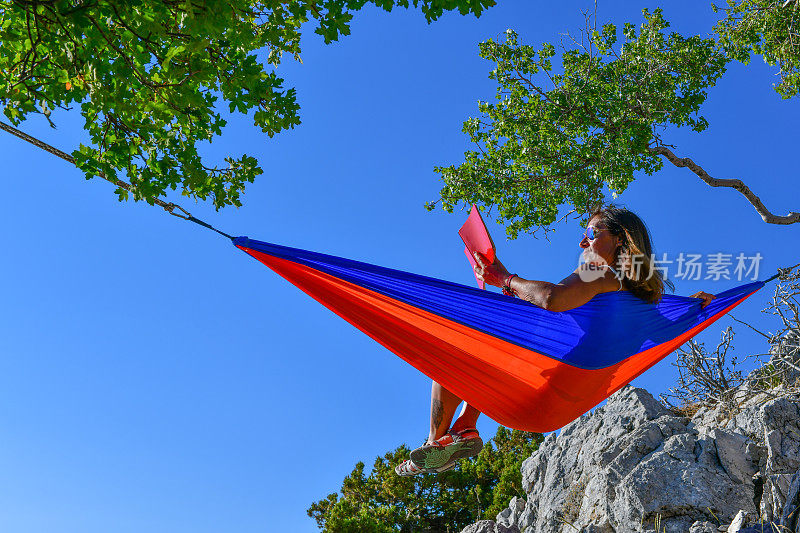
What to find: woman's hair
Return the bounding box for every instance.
[589,204,674,304]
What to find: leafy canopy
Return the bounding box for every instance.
[429,8,728,239]
[0,0,492,208]
[307,427,543,532]
[715,0,800,99]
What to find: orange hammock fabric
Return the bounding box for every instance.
[234,237,764,432]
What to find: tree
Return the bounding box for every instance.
[0,0,493,210]
[428,4,800,239]
[715,0,800,99]
[307,427,543,532]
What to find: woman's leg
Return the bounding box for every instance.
[428,381,461,443]
[449,403,481,434]
[399,381,483,474]
[428,381,482,443]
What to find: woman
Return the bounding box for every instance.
[395,204,716,476]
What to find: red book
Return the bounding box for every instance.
[458,205,496,289]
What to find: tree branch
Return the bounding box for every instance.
[648,145,800,225]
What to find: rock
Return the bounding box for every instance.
[460,520,520,533]
[496,497,526,531]
[512,387,755,532]
[457,362,800,533]
[713,429,761,485]
[461,520,499,533]
[779,469,800,532]
[462,385,800,533]
[726,510,748,532]
[762,399,800,474]
[688,521,717,533]
[610,428,754,532]
[762,473,794,522]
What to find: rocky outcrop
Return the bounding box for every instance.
[461,386,800,533]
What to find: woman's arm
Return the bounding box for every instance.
[473,253,718,310]
[510,271,612,311]
[473,253,613,312]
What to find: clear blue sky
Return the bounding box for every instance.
[1,1,798,531]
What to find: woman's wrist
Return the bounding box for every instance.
[502,274,518,296]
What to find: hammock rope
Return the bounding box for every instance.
[165,203,234,240]
[764,263,800,283]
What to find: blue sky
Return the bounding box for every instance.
[1,1,799,531]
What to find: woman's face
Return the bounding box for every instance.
[580,215,622,267]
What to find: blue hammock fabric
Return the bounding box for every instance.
[234,236,765,431]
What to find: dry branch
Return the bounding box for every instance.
[648,146,800,225]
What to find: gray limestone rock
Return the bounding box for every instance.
[460,385,800,533]
[762,399,800,474]
[713,428,762,486]
[762,473,795,522]
[780,468,800,532]
[496,497,527,531]
[461,520,520,533]
[688,521,718,533]
[461,521,499,533]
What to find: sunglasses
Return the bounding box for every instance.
[583,226,606,240]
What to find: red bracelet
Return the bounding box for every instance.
[502,274,517,296]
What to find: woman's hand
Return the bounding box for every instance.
[691,291,716,308]
[473,252,512,288]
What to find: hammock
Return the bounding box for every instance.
[234,236,765,432]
